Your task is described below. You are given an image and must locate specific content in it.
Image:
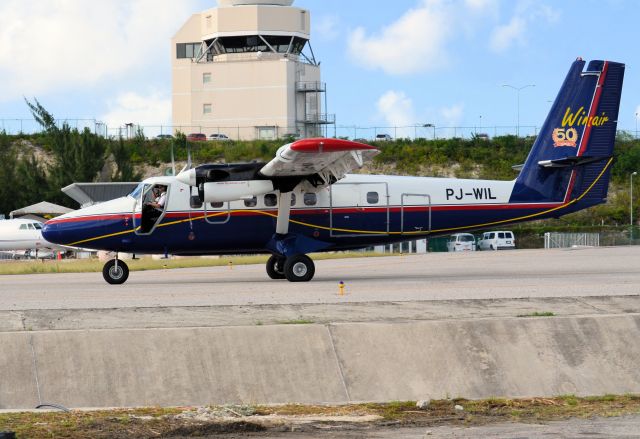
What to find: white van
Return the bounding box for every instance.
[478,231,516,250]
[446,233,477,252]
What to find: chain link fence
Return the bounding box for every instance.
[2,118,639,141]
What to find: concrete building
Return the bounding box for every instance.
[172,0,334,140]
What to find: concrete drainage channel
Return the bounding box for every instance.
[2,296,640,409]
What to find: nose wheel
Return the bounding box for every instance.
[103,258,130,285]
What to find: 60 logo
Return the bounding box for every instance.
[552,127,578,147]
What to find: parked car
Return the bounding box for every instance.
[187,133,207,142]
[375,133,392,141]
[209,133,230,141]
[478,231,516,250]
[156,134,173,140]
[446,233,477,252]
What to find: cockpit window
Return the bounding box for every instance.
[32,223,43,230]
[19,224,27,230]
[128,183,145,200]
[27,223,35,230]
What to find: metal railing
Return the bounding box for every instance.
[1,119,638,142]
[296,81,326,92]
[544,232,600,249]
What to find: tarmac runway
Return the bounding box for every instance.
[0,246,639,311]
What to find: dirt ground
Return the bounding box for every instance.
[2,396,640,438]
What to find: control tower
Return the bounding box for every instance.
[172,0,334,140]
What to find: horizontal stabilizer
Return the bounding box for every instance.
[537,155,611,168]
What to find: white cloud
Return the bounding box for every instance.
[348,0,453,75]
[0,0,197,102]
[490,17,527,52]
[489,1,559,53]
[377,91,415,127]
[314,15,340,41]
[100,90,171,130]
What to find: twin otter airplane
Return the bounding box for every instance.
[43,59,624,284]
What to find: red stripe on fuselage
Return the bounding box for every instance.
[46,202,563,225]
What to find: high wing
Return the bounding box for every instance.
[259,138,379,187]
[176,138,379,197]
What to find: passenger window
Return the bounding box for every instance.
[367,192,379,204]
[304,193,317,206]
[489,233,495,239]
[498,233,505,239]
[210,202,224,208]
[290,193,296,206]
[264,194,277,207]
[506,232,513,239]
[190,196,203,209]
[244,197,258,208]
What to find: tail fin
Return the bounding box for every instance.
[510,59,625,208]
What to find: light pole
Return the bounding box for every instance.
[632,172,638,242]
[502,84,535,137]
[635,112,638,139]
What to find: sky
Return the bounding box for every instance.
[0,0,638,138]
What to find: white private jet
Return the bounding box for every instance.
[0,218,62,257]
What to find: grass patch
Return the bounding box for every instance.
[2,395,640,438]
[517,311,556,318]
[0,251,392,276]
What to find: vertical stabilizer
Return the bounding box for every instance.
[510,59,625,207]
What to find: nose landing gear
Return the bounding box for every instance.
[103,257,129,285]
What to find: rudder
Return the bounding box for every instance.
[510,59,625,206]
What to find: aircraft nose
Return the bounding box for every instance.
[42,221,64,245]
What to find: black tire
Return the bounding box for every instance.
[283,255,315,282]
[102,259,129,285]
[266,255,286,279]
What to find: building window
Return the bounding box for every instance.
[304,193,317,206]
[244,197,257,208]
[176,42,201,59]
[367,192,379,204]
[264,193,277,207]
[290,193,296,206]
[203,72,211,84]
[210,202,224,208]
[203,104,212,114]
[257,126,276,140]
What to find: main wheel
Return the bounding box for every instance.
[266,255,286,279]
[283,254,315,282]
[102,259,129,285]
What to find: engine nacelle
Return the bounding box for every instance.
[202,180,274,203]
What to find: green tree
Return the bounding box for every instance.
[0,131,18,215]
[26,99,107,204]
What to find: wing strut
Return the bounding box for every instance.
[275,191,292,235]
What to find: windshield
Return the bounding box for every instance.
[128,182,145,199]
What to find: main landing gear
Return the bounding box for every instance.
[103,257,129,285]
[266,254,315,282]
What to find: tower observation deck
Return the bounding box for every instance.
[172,0,334,140]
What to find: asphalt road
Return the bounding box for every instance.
[1,246,639,311]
